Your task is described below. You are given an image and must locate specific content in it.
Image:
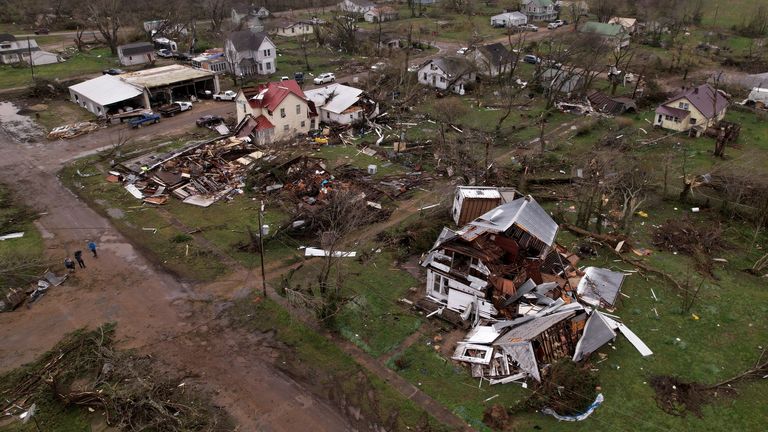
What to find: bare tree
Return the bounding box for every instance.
[207,0,228,34]
[86,0,123,55]
[589,0,617,23]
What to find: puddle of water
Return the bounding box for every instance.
[0,101,44,143]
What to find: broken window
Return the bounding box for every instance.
[431,273,449,296]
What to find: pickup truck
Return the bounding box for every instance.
[128,113,161,128]
[547,20,565,29]
[158,101,193,117]
[213,90,237,101]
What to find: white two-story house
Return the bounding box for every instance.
[521,0,557,22]
[225,31,276,77]
[235,80,316,144]
[417,57,476,95]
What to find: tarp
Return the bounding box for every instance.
[542,393,604,422]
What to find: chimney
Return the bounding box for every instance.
[694,87,699,94]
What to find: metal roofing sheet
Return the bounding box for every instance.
[494,310,575,343]
[304,83,363,114]
[577,267,626,307]
[469,196,558,246]
[69,75,144,107]
[573,311,616,361]
[121,65,216,88]
[457,186,502,199]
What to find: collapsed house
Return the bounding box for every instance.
[114,134,266,207]
[422,189,652,384]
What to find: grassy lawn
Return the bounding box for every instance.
[228,296,452,431]
[0,184,45,298]
[60,147,229,282]
[0,48,116,89]
[32,99,97,131]
[278,249,423,357]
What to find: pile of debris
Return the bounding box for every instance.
[0,271,67,312]
[113,136,266,207]
[47,121,101,140]
[419,187,653,390]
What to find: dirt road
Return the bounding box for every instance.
[0,116,352,431]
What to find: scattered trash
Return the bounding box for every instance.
[0,232,24,241]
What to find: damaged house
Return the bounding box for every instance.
[417,57,476,95]
[235,80,316,143]
[422,188,652,384]
[304,83,377,126]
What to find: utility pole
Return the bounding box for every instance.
[257,200,267,298]
[26,36,35,81]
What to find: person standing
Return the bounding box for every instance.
[74,250,86,269]
[87,240,98,258]
[64,257,75,273]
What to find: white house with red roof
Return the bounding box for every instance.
[235,80,317,144]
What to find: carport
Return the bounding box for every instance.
[121,65,220,107]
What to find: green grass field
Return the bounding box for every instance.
[0,48,116,89]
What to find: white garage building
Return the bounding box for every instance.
[68,74,146,116]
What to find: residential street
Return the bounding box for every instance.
[0,121,352,431]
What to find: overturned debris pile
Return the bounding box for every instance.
[114,136,267,207]
[421,189,653,385]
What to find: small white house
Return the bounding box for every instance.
[417,57,476,95]
[490,11,527,28]
[274,20,313,37]
[117,42,155,66]
[304,83,370,126]
[338,0,375,14]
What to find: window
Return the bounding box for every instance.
[327,111,331,119]
[440,76,446,83]
[690,118,697,124]
[280,108,286,118]
[264,49,271,56]
[301,121,305,127]
[350,114,354,121]
[422,73,426,80]
[291,27,295,33]
[266,62,271,70]
[431,274,449,296]
[296,104,301,114]
[283,124,289,131]
[678,102,689,110]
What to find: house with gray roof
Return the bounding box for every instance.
[417,56,476,95]
[0,34,46,65]
[653,84,729,133]
[471,43,513,77]
[117,42,155,66]
[225,31,276,77]
[338,0,376,14]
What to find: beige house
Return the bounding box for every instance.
[608,17,638,34]
[273,20,313,37]
[654,84,729,133]
[235,80,316,144]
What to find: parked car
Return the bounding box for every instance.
[520,24,538,32]
[213,90,237,101]
[34,28,49,35]
[158,101,192,117]
[128,113,161,128]
[313,72,336,85]
[157,49,174,58]
[456,47,469,55]
[280,76,291,81]
[523,54,541,64]
[196,115,224,127]
[102,68,126,75]
[294,71,305,84]
[547,20,565,29]
[174,52,192,61]
[407,64,420,72]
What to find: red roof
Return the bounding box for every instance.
[241,80,308,113]
[253,114,274,130]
